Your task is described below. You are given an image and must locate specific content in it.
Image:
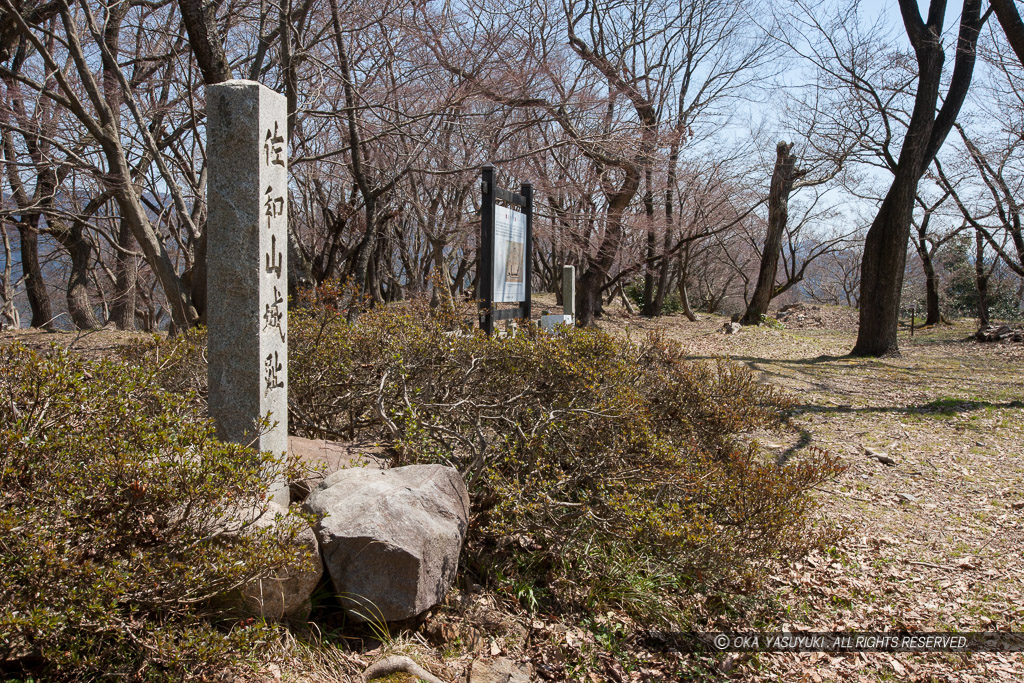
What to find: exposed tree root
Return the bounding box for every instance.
[363,655,446,683]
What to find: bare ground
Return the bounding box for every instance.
[590,307,1024,681]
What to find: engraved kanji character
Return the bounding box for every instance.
[264,350,284,391]
[264,186,284,229]
[265,234,282,278]
[263,286,285,342]
[264,122,285,167]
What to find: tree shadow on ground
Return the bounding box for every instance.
[771,398,1024,466]
[788,398,1024,418]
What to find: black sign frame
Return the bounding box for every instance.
[478,164,532,335]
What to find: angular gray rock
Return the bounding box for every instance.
[229,501,323,622]
[723,321,742,334]
[469,658,533,683]
[304,464,469,622]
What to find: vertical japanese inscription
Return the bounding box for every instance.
[207,81,289,507]
[261,112,287,394]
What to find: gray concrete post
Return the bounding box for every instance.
[562,265,576,318]
[207,80,289,506]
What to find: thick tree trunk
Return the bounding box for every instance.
[991,0,1024,68]
[742,141,798,325]
[16,219,54,328]
[64,223,102,330]
[575,173,639,326]
[853,0,983,356]
[853,171,920,355]
[176,0,232,83]
[1,123,55,329]
[576,267,603,326]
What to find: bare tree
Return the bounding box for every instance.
[908,183,966,325]
[0,0,199,329]
[851,0,987,355]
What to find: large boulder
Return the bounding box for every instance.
[227,501,323,622]
[303,464,470,622]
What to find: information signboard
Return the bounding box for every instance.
[478,164,532,334]
[493,204,527,303]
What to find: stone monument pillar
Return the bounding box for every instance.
[207,80,289,506]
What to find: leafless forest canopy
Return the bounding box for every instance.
[1,0,1023,342]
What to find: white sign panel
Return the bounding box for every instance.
[493,204,527,302]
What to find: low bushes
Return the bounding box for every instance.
[289,291,843,623]
[0,344,310,680]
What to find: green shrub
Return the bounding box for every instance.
[0,344,310,680]
[288,291,843,624]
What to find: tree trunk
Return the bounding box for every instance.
[991,0,1024,68]
[15,219,54,328]
[854,169,921,355]
[653,129,684,317]
[975,229,990,326]
[742,141,798,325]
[104,140,196,329]
[677,244,698,322]
[640,167,658,315]
[912,210,943,326]
[576,193,637,326]
[576,266,603,326]
[109,219,137,330]
[64,223,102,330]
[176,0,232,83]
[852,0,983,356]
[1,123,55,328]
[1,223,21,329]
[921,247,941,325]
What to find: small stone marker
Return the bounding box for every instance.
[562,264,575,318]
[541,265,575,331]
[207,80,289,506]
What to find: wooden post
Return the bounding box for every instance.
[479,164,495,335]
[521,181,533,323]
